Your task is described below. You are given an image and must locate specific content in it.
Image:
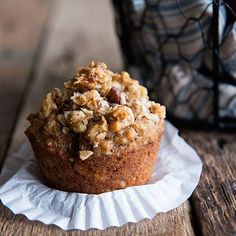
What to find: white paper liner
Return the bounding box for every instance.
[0,121,202,230]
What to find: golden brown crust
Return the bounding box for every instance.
[26,120,164,194]
[27,62,165,156]
[25,62,166,193]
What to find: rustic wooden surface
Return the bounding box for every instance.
[0,201,194,236]
[0,0,53,168]
[0,0,235,235]
[183,131,236,236]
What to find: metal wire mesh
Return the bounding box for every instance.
[112,0,236,130]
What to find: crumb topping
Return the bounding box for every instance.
[28,62,165,158]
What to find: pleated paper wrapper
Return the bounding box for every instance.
[0,121,202,230]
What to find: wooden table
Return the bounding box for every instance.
[0,1,235,235]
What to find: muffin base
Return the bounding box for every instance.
[26,120,164,194]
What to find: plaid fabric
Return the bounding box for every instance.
[113,0,236,122]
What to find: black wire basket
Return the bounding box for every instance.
[112,0,236,131]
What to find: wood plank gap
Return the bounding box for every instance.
[189,197,203,236]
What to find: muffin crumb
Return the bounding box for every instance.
[79,150,94,161]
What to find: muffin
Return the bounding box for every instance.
[25,62,165,194]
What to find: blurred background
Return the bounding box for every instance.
[1,0,236,153]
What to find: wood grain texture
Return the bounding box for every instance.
[0,0,53,167]
[0,201,194,236]
[0,0,195,235]
[182,131,236,236]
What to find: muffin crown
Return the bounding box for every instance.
[29,62,165,157]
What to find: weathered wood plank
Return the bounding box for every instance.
[182,131,236,236]
[0,0,53,168]
[0,201,194,236]
[0,0,195,235]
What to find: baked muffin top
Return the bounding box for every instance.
[27,62,165,159]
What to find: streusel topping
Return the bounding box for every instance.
[29,62,165,157]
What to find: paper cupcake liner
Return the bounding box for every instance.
[0,121,202,230]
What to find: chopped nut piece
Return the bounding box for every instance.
[97,100,111,115]
[144,113,159,122]
[121,71,137,85]
[110,121,122,132]
[150,102,166,119]
[126,127,138,141]
[65,62,112,94]
[86,116,108,142]
[107,87,120,104]
[139,86,148,97]
[64,109,93,134]
[108,105,134,132]
[126,84,148,101]
[71,90,102,109]
[79,150,94,161]
[96,132,107,140]
[51,88,71,107]
[41,92,57,118]
[31,62,166,157]
[107,87,126,105]
[100,139,113,155]
[73,123,87,133]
